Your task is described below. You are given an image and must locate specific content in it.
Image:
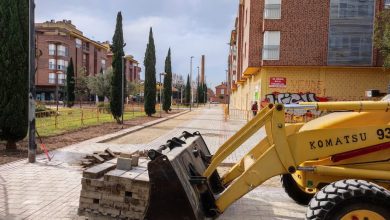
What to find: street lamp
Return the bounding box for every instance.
[28,0,37,163]
[197,66,200,107]
[180,85,184,105]
[209,82,212,109]
[190,56,194,111]
[159,72,167,117]
[122,56,125,127]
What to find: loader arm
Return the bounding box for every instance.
[205,102,390,213]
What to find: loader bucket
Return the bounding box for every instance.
[144,131,223,220]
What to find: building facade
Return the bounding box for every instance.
[35,20,109,101]
[211,82,229,104]
[105,46,142,83]
[228,0,390,111]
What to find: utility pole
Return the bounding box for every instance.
[28,0,37,163]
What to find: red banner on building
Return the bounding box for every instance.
[269,77,286,88]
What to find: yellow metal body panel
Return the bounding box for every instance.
[300,111,390,131]
[293,147,390,191]
[209,102,390,213]
[300,101,390,111]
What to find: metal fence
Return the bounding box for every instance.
[35,103,171,136]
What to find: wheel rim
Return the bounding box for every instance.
[341,210,385,220]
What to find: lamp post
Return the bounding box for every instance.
[28,0,36,163]
[189,56,194,111]
[209,82,212,109]
[181,85,183,105]
[197,66,200,107]
[55,43,60,112]
[226,69,230,111]
[159,72,166,117]
[122,56,125,127]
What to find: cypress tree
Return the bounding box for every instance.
[110,11,125,123]
[204,83,208,103]
[185,75,191,106]
[197,83,204,103]
[144,27,157,116]
[163,48,172,112]
[0,0,29,150]
[66,57,75,107]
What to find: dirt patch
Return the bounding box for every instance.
[0,111,183,165]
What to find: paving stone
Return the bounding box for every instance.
[83,162,116,179]
[103,169,127,183]
[116,157,132,171]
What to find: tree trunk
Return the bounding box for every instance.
[6,141,17,151]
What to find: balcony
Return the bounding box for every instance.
[263,45,280,60]
[82,44,90,52]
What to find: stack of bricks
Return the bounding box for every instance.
[78,155,150,220]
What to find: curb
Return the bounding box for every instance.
[96,110,190,143]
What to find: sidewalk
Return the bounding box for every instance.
[0,106,305,220]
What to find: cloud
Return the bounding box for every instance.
[35,0,236,87]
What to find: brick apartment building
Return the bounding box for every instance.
[35,20,109,101]
[228,0,390,111]
[104,44,142,83]
[210,82,229,104]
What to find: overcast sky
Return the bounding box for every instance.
[35,0,236,88]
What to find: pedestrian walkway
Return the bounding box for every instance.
[0,106,306,220]
[108,105,254,164]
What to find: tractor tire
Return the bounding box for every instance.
[306,179,390,220]
[281,174,314,205]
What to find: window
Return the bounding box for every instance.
[57,60,66,70]
[57,45,68,57]
[75,38,82,48]
[264,0,281,19]
[263,31,280,60]
[101,59,106,72]
[328,0,375,65]
[58,73,66,85]
[82,54,87,68]
[245,9,248,25]
[221,89,225,95]
[49,44,56,55]
[49,59,56,70]
[48,73,56,84]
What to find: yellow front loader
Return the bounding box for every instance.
[143,101,390,220]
